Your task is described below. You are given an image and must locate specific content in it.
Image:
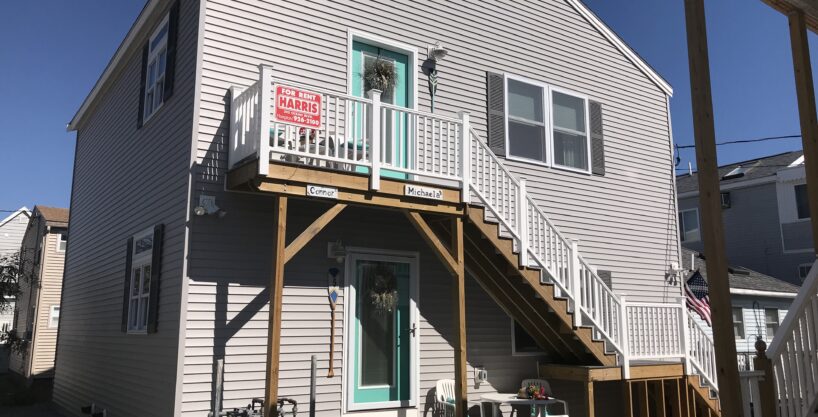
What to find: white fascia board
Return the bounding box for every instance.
[565,0,673,97]
[0,207,31,228]
[67,0,157,132]
[730,288,797,298]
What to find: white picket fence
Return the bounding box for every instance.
[228,64,718,390]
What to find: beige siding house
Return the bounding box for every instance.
[9,206,68,381]
[54,1,720,417]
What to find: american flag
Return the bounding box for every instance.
[685,272,712,326]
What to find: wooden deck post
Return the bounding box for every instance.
[753,340,777,417]
[787,8,818,253]
[683,0,743,415]
[452,217,468,417]
[584,381,595,417]
[265,195,288,416]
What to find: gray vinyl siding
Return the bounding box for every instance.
[51,0,200,416]
[197,0,677,303]
[679,183,816,285]
[0,210,29,255]
[10,218,41,377]
[183,202,543,416]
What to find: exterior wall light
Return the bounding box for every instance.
[426,41,448,112]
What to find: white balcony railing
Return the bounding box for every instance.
[228,64,717,388]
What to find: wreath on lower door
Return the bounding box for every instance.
[367,264,398,314]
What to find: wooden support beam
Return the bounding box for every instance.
[265,196,288,417]
[404,211,459,274]
[788,8,818,253]
[584,381,595,417]
[679,378,690,417]
[656,380,667,417]
[283,203,347,263]
[683,1,743,416]
[451,217,468,417]
[624,381,634,417]
[754,354,777,417]
[638,381,650,417]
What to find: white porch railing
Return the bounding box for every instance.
[688,313,718,394]
[765,258,818,417]
[228,65,718,390]
[740,370,766,417]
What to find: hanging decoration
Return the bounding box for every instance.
[327,267,340,378]
[367,264,398,314]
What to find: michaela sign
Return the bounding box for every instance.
[404,184,444,200]
[274,84,323,129]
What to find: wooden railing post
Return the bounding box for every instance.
[517,179,528,266]
[459,111,471,204]
[619,295,630,379]
[679,297,691,375]
[258,64,274,176]
[753,338,777,417]
[570,239,582,328]
[367,89,382,190]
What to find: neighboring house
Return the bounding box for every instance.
[677,151,815,285]
[9,206,68,382]
[53,1,721,417]
[681,248,798,371]
[0,207,31,333]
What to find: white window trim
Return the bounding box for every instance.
[510,319,545,356]
[764,308,780,341]
[732,307,745,340]
[679,208,701,243]
[48,305,60,328]
[127,226,155,334]
[142,13,170,125]
[56,232,67,253]
[345,29,418,111]
[794,183,811,220]
[503,73,592,175]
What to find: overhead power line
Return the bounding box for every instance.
[676,134,802,149]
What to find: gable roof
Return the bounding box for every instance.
[676,150,804,195]
[34,206,70,227]
[68,0,673,131]
[0,207,31,228]
[681,247,799,295]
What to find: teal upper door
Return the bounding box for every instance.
[351,41,410,178]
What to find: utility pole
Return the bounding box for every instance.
[683,1,743,416]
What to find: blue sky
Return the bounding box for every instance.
[0,0,814,213]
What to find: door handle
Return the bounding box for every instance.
[404,323,417,336]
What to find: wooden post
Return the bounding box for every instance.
[265,196,288,417]
[787,9,818,254]
[623,381,634,417]
[754,339,777,417]
[452,217,468,417]
[683,1,743,415]
[585,381,595,417]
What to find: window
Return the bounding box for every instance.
[720,192,731,209]
[679,208,700,242]
[732,308,744,339]
[56,232,67,252]
[127,228,155,333]
[765,309,780,340]
[511,319,543,356]
[143,15,169,122]
[49,305,60,328]
[795,184,811,220]
[799,263,814,283]
[505,75,591,173]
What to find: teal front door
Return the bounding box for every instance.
[351,41,410,179]
[347,253,417,410]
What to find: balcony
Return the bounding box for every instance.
[227,65,469,214]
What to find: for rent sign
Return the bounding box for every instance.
[274,85,323,129]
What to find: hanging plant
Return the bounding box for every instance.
[366,264,398,314]
[363,58,397,94]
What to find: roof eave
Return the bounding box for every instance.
[67,0,158,132]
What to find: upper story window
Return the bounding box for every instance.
[49,305,60,328]
[504,75,591,173]
[732,308,744,339]
[56,231,67,252]
[143,15,169,123]
[679,208,700,242]
[765,308,780,339]
[795,184,811,220]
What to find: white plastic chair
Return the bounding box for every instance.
[518,379,568,416]
[435,379,483,417]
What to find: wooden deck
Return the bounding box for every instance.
[539,362,685,382]
[227,159,465,215]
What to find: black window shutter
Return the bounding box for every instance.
[121,237,134,332]
[590,100,606,176]
[163,1,180,101]
[486,72,506,156]
[147,224,164,334]
[137,42,149,129]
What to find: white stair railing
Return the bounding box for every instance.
[688,313,719,394]
[766,258,818,417]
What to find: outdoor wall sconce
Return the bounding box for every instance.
[425,41,448,112]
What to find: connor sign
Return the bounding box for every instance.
[274,84,323,129]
